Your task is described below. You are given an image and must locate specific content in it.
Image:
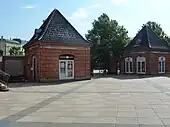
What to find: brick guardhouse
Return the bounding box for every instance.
[23,9,90,82]
[121,25,170,75]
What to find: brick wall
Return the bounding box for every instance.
[149,52,170,74]
[25,42,90,81]
[121,51,170,75]
[25,45,40,81]
[121,51,149,74]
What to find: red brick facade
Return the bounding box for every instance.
[25,42,90,82]
[121,50,170,75]
[121,25,170,75]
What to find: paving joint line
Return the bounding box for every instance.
[9,91,165,94]
[1,79,94,123]
[4,122,169,127]
[144,79,169,93]
[148,99,166,127]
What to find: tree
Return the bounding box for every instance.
[143,21,170,44]
[9,46,23,56]
[86,13,130,71]
[0,50,3,56]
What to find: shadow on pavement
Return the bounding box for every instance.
[8,78,91,88]
[92,74,170,80]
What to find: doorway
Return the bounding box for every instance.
[59,55,74,80]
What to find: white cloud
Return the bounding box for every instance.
[88,4,102,9]
[71,8,88,19]
[68,4,102,37]
[20,5,36,9]
[69,4,101,20]
[111,0,128,5]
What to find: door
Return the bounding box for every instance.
[59,60,74,80]
[67,60,74,78]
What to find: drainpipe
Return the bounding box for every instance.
[85,47,86,78]
[148,48,151,75]
[38,42,41,82]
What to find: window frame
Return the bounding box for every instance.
[136,56,146,74]
[125,57,133,73]
[158,56,165,74]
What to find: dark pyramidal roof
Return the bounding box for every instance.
[125,25,169,50]
[24,9,89,47]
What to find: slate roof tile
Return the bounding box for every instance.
[24,9,89,48]
[125,25,169,50]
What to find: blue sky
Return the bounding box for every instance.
[0,0,170,40]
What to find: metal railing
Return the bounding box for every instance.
[0,70,10,86]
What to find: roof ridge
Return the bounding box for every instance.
[38,9,56,40]
[146,25,169,48]
[145,25,151,48]
[24,9,89,48]
[56,10,88,43]
[124,27,142,48]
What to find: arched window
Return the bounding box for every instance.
[136,56,146,74]
[158,56,165,73]
[125,57,133,73]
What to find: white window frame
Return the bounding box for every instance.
[59,60,74,80]
[125,57,133,73]
[158,56,165,74]
[136,56,146,74]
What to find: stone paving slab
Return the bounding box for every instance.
[2,77,170,126]
[138,117,163,125]
[0,120,9,127]
[4,122,115,127]
[116,117,138,125]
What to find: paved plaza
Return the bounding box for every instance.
[1,76,170,126]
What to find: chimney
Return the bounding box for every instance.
[34,29,38,34]
[43,19,46,23]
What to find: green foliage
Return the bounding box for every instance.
[0,50,3,56]
[9,46,23,56]
[86,13,130,71]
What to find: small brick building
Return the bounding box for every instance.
[122,25,170,75]
[23,9,90,82]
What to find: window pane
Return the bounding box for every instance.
[159,61,162,72]
[67,61,73,77]
[130,62,133,72]
[138,62,140,72]
[60,61,66,76]
[125,62,129,72]
[142,62,145,72]
[67,71,73,77]
[162,61,165,72]
[67,61,73,70]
